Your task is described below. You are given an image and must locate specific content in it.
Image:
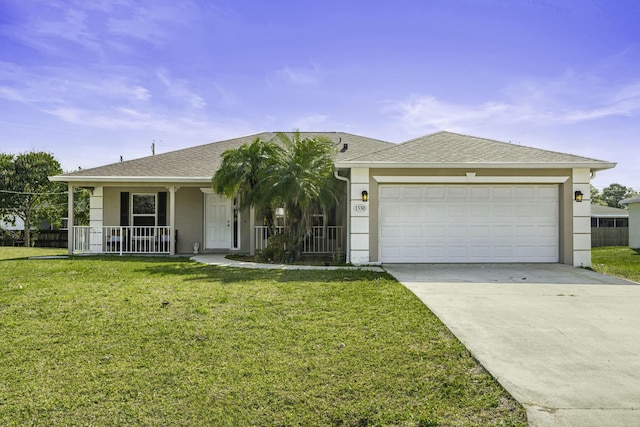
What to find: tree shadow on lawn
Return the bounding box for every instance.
[139,261,393,284]
[3,254,393,284]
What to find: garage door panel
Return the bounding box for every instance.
[492,205,515,217]
[426,205,446,216]
[379,184,559,263]
[447,187,468,199]
[379,225,401,238]
[448,226,468,237]
[470,226,491,237]
[425,226,446,238]
[536,186,558,199]
[379,185,401,199]
[470,187,491,199]
[493,187,514,199]
[402,187,423,198]
[425,187,446,199]
[403,225,423,238]
[447,204,468,217]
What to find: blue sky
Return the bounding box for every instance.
[1,0,638,191]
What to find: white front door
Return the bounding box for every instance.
[205,193,231,249]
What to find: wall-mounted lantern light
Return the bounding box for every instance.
[574,190,583,202]
[361,190,369,202]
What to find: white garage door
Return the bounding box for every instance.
[379,184,559,263]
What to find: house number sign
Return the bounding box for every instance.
[353,203,367,213]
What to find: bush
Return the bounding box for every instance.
[258,233,295,263]
[332,248,346,265]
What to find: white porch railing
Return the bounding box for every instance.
[72,226,172,255]
[254,226,344,254]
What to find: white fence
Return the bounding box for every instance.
[254,226,344,254]
[72,226,172,255]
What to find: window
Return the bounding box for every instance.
[599,218,615,228]
[312,213,326,238]
[132,194,156,226]
[275,207,285,228]
[616,218,629,228]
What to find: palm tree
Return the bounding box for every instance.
[212,137,277,205]
[260,131,341,257]
[212,137,280,229]
[212,132,343,260]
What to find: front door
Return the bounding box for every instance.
[205,193,231,249]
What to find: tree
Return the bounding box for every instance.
[0,152,66,246]
[211,132,342,260]
[259,132,341,257]
[212,137,279,208]
[212,137,281,231]
[601,183,638,209]
[590,185,605,206]
[72,187,91,226]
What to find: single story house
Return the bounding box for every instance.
[590,204,629,247]
[50,131,615,267]
[621,196,640,249]
[591,204,629,228]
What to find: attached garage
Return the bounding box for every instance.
[378,184,559,263]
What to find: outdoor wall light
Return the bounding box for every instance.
[361,190,369,202]
[574,190,583,202]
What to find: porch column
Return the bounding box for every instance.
[89,187,104,253]
[67,184,74,255]
[249,206,255,256]
[572,168,592,267]
[350,168,370,265]
[167,186,179,255]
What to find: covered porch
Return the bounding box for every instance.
[64,185,347,256]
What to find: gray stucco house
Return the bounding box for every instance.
[51,131,615,267]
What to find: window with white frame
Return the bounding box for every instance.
[275,207,286,228]
[132,194,157,226]
[312,212,326,238]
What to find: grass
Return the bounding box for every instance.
[591,246,640,283]
[0,247,526,426]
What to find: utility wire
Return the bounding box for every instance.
[0,189,69,195]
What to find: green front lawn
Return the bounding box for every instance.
[591,246,640,283]
[0,248,525,426]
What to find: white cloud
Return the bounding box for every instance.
[0,0,199,56]
[277,65,320,86]
[385,75,640,135]
[291,113,329,130]
[156,70,206,109]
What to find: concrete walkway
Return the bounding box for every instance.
[384,263,640,427]
[191,254,385,272]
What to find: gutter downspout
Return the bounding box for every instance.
[334,169,350,264]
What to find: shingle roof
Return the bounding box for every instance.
[591,205,629,217]
[56,132,394,179]
[52,130,616,183]
[344,131,614,167]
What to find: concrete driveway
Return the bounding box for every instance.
[384,263,640,427]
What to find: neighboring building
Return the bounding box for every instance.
[0,217,24,231]
[50,131,616,267]
[591,205,629,228]
[591,204,629,247]
[621,196,640,249]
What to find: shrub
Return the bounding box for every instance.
[258,233,295,263]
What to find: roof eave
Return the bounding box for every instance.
[49,176,212,184]
[334,161,617,170]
